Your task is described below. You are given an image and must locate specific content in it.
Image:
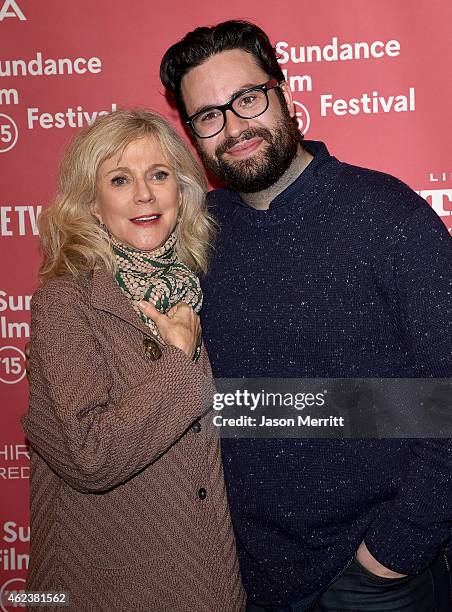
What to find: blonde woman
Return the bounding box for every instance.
[22,110,245,612]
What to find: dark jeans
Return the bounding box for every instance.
[245,554,451,612]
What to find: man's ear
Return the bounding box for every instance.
[89,200,103,224]
[279,81,295,118]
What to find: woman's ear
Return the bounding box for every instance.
[89,200,103,224]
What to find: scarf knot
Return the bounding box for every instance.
[111,231,202,342]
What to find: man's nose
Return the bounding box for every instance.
[223,109,249,138]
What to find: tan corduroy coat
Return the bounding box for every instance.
[22,268,245,612]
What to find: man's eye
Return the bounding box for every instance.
[239,94,258,107]
[199,110,221,123]
[111,176,128,186]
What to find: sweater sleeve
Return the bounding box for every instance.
[365,204,452,574]
[22,279,215,494]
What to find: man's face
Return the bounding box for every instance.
[181,49,300,193]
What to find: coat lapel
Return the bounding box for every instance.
[90,267,155,338]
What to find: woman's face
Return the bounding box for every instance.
[91,137,180,251]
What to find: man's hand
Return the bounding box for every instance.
[356,541,407,578]
[138,301,201,359]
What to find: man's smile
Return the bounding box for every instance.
[225,137,264,158]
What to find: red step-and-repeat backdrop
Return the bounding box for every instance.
[1,0,451,604]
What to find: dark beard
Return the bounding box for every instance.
[197,114,300,193]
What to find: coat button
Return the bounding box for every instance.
[191,421,201,434]
[198,488,207,500]
[143,337,162,360]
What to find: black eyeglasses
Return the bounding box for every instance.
[185,79,280,139]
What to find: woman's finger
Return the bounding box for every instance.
[137,300,165,323]
[167,304,179,318]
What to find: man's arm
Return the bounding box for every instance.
[364,203,452,574]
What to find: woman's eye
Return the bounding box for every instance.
[153,170,169,181]
[111,175,128,186]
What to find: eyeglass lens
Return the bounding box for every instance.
[193,89,268,137]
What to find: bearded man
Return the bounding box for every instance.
[160,20,452,612]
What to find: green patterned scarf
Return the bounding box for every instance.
[111,230,202,345]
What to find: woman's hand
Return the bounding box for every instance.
[138,301,201,359]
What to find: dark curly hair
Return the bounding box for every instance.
[160,20,285,118]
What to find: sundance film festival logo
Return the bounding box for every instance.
[0,0,114,151]
[0,115,18,153]
[0,578,26,612]
[293,101,311,135]
[277,35,417,122]
[0,0,21,156]
[0,346,26,385]
[0,522,29,611]
[0,290,31,340]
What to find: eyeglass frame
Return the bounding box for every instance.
[185,78,281,139]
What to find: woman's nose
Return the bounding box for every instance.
[134,179,154,204]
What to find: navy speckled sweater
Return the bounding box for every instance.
[201,141,452,605]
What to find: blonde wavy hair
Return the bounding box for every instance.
[39,109,216,280]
